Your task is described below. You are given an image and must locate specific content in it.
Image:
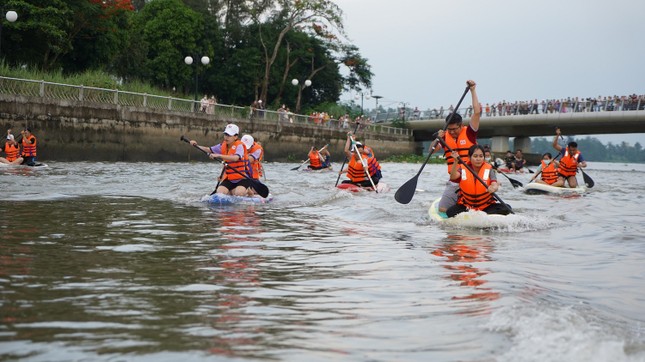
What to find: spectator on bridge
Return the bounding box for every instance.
[412,107,420,120]
[429,79,481,213]
[207,96,217,114]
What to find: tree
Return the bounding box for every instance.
[128,0,210,91]
[250,0,371,104]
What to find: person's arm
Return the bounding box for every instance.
[553,128,563,152]
[467,80,480,131]
[449,155,462,181]
[344,133,353,158]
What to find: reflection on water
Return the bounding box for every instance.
[431,235,500,313]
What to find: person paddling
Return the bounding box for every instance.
[446,144,511,218]
[189,124,253,196]
[430,80,481,212]
[307,146,331,170]
[529,152,559,185]
[241,134,265,195]
[339,132,382,188]
[1,130,23,165]
[552,128,587,188]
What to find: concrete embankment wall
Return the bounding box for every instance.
[0,94,414,162]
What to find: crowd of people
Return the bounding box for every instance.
[421,93,645,119]
[1,128,39,166]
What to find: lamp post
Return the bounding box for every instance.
[184,55,210,111]
[291,78,311,113]
[372,95,383,122]
[0,10,18,60]
[354,90,371,115]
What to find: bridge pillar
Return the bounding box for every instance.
[490,136,509,154]
[514,136,532,153]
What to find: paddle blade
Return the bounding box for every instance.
[582,170,594,188]
[252,181,270,198]
[290,165,301,171]
[394,176,419,204]
[509,178,523,188]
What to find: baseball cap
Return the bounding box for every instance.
[223,124,239,136]
[354,141,363,148]
[6,134,14,141]
[241,134,254,149]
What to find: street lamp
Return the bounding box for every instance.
[184,55,210,111]
[291,78,311,113]
[372,95,383,122]
[0,10,18,60]
[354,90,371,115]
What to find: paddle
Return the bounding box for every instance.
[438,137,514,214]
[349,135,378,193]
[292,144,329,171]
[491,163,523,188]
[180,135,270,198]
[209,164,227,195]
[394,85,471,204]
[334,122,361,187]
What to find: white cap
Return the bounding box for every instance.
[223,124,239,136]
[241,135,254,149]
[6,134,14,141]
[258,100,262,103]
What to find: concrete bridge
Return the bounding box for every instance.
[407,110,645,153]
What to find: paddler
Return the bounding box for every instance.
[446,144,511,218]
[429,80,481,213]
[551,128,587,188]
[338,132,382,188]
[189,124,252,196]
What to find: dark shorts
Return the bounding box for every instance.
[21,156,36,166]
[342,176,380,188]
[308,165,326,170]
[220,178,254,191]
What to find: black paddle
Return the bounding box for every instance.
[334,123,361,187]
[492,163,523,188]
[210,165,227,195]
[438,137,514,214]
[180,135,270,198]
[394,85,470,204]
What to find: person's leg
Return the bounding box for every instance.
[483,203,512,215]
[567,175,579,188]
[446,204,467,218]
[552,176,565,187]
[438,181,459,212]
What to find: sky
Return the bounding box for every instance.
[333,0,645,146]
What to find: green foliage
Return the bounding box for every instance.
[532,136,645,163]
[383,154,445,163]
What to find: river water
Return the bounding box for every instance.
[1,160,644,361]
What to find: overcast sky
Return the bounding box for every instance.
[334,0,645,145]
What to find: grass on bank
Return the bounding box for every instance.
[0,61,175,97]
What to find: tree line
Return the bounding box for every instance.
[1,0,373,113]
[526,137,645,163]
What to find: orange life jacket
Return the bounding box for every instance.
[21,135,37,157]
[558,149,580,177]
[443,126,474,173]
[347,153,381,183]
[540,160,558,185]
[247,142,263,180]
[308,150,322,168]
[4,142,20,161]
[221,140,249,181]
[457,162,496,211]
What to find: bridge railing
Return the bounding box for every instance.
[0,76,410,137]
